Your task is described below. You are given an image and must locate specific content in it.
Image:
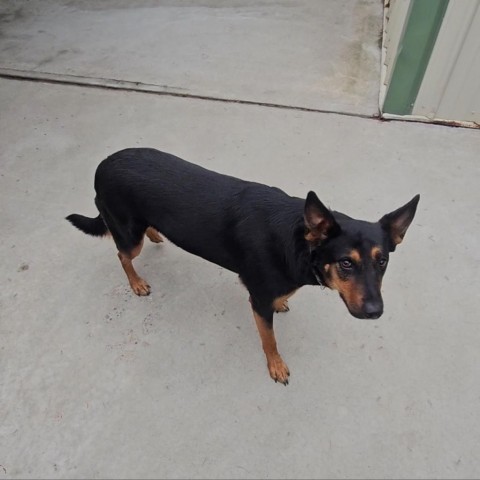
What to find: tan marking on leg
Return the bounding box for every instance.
[272,289,298,313]
[252,308,290,385]
[146,227,164,243]
[117,238,151,296]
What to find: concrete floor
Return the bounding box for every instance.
[0,0,382,115]
[1,2,480,479]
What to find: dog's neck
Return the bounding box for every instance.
[311,265,325,287]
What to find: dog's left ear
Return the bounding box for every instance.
[380,194,420,251]
[304,191,340,243]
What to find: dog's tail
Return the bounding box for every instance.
[66,213,108,237]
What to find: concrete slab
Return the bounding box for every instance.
[1,78,480,479]
[0,0,382,116]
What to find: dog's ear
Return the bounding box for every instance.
[379,194,420,251]
[304,191,340,243]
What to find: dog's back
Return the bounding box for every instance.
[93,148,301,273]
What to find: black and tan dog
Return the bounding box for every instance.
[67,148,419,385]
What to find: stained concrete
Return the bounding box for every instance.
[0,0,382,115]
[1,78,479,479]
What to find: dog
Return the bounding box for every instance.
[67,148,420,385]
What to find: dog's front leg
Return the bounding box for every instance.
[250,302,290,385]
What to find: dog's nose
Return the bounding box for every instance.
[363,300,383,319]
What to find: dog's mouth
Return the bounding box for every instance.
[349,309,383,320]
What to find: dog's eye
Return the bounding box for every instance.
[379,257,388,268]
[339,258,353,269]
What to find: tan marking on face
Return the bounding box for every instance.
[371,245,386,291]
[326,266,364,313]
[324,264,330,273]
[305,231,318,243]
[348,249,361,264]
[371,246,382,260]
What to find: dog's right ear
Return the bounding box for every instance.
[304,191,340,243]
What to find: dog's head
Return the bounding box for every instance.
[304,191,420,319]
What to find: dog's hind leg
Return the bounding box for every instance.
[145,226,164,244]
[95,198,151,296]
[117,238,151,296]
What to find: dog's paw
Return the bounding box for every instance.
[267,355,290,386]
[131,278,151,296]
[146,227,164,244]
[274,300,290,313]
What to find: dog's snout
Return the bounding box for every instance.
[363,300,383,319]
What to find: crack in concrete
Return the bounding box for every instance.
[0,67,379,119]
